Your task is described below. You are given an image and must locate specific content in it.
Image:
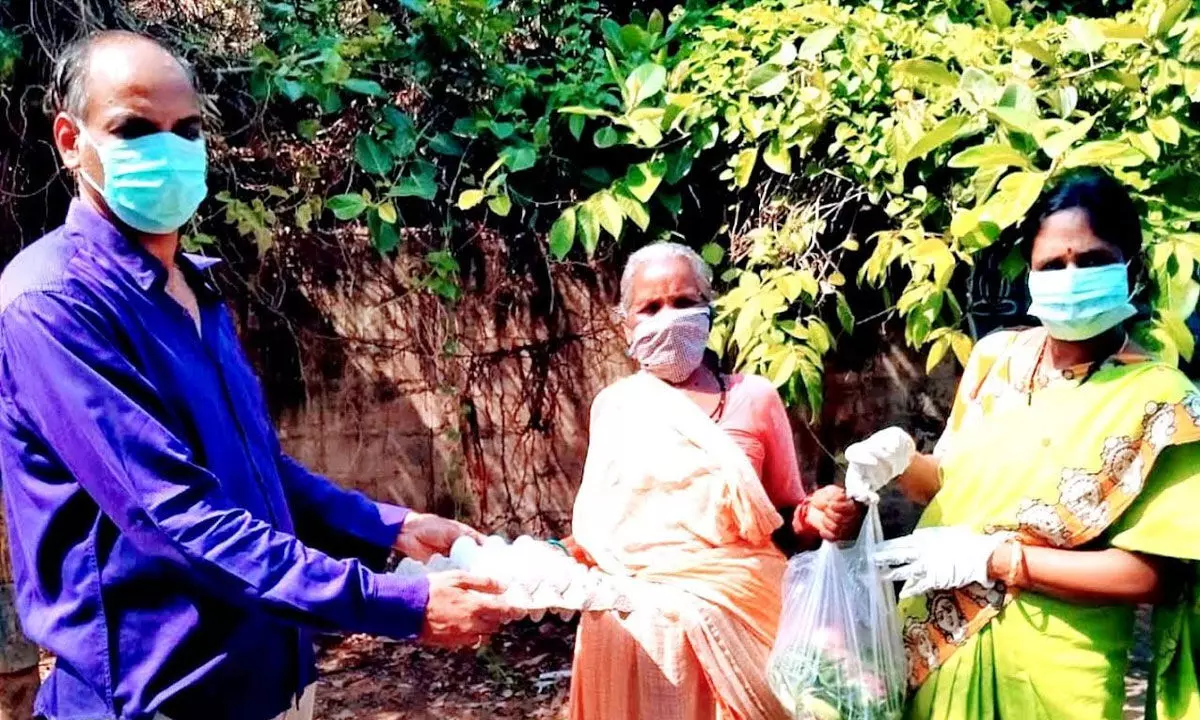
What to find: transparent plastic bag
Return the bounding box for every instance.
[767,504,906,720]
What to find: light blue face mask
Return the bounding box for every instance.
[76,121,208,235]
[1027,263,1136,342]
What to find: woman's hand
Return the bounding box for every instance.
[843,427,917,504]
[795,486,864,542]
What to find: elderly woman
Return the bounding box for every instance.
[567,243,861,720]
[849,169,1200,719]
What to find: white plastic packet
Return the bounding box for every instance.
[398,535,635,619]
[767,505,906,720]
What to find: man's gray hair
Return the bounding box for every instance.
[44,30,196,119]
[618,242,714,316]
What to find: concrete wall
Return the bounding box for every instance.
[274,260,959,537]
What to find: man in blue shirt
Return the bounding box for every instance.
[0,30,513,720]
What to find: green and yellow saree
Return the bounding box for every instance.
[901,328,1200,720]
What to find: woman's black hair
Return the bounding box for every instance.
[1019,167,1145,284]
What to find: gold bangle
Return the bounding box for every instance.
[1005,540,1025,588]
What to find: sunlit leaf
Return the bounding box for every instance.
[457,189,486,210]
[949,144,1033,170]
[1148,116,1181,146]
[798,26,840,62]
[625,63,667,108]
[892,59,959,87]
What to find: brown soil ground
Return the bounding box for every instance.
[34,609,1151,719]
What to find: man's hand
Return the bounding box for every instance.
[796,485,863,542]
[420,571,517,649]
[395,512,484,562]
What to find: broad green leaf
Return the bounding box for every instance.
[1154,0,1191,37]
[733,147,758,189]
[596,192,624,239]
[389,173,438,200]
[1016,41,1056,66]
[798,26,840,62]
[626,161,666,203]
[613,189,650,231]
[1129,131,1160,161]
[798,358,823,416]
[836,294,855,333]
[701,243,725,266]
[624,63,667,108]
[428,133,464,157]
[488,122,516,140]
[950,332,974,366]
[892,59,959,87]
[763,136,793,174]
[503,145,539,173]
[982,171,1046,229]
[377,201,398,224]
[1065,18,1106,54]
[948,144,1032,170]
[548,209,576,260]
[488,194,512,217]
[327,193,368,220]
[747,64,789,98]
[278,79,305,102]
[594,126,620,149]
[1039,114,1095,159]
[926,336,950,373]
[342,78,385,96]
[1162,311,1196,361]
[1061,140,1146,169]
[577,205,601,256]
[1148,116,1181,145]
[769,351,799,388]
[627,115,665,146]
[354,134,394,175]
[904,116,968,164]
[984,0,1012,28]
[568,114,586,141]
[771,42,798,67]
[558,106,613,118]
[367,210,400,254]
[457,189,485,210]
[989,107,1040,136]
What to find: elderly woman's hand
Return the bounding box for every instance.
[795,486,864,542]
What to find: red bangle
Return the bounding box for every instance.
[795,498,814,534]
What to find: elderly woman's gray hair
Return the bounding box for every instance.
[618,242,714,316]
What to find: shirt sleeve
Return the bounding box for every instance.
[0,290,428,639]
[755,379,806,507]
[276,454,409,569]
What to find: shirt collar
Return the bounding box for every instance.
[65,198,223,299]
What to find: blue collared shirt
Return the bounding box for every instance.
[0,201,429,719]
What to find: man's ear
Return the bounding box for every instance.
[53,113,84,171]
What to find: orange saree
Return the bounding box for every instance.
[569,372,793,720]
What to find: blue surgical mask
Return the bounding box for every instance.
[76,120,208,234]
[1027,264,1136,341]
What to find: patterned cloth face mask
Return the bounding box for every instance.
[627,306,712,384]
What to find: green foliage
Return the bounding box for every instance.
[519,0,1200,408]
[180,0,1200,411]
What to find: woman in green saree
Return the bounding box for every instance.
[846,168,1200,720]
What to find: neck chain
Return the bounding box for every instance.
[710,370,727,420]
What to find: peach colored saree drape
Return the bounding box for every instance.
[569,372,791,720]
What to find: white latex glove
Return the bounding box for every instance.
[843,427,917,504]
[873,526,1013,600]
